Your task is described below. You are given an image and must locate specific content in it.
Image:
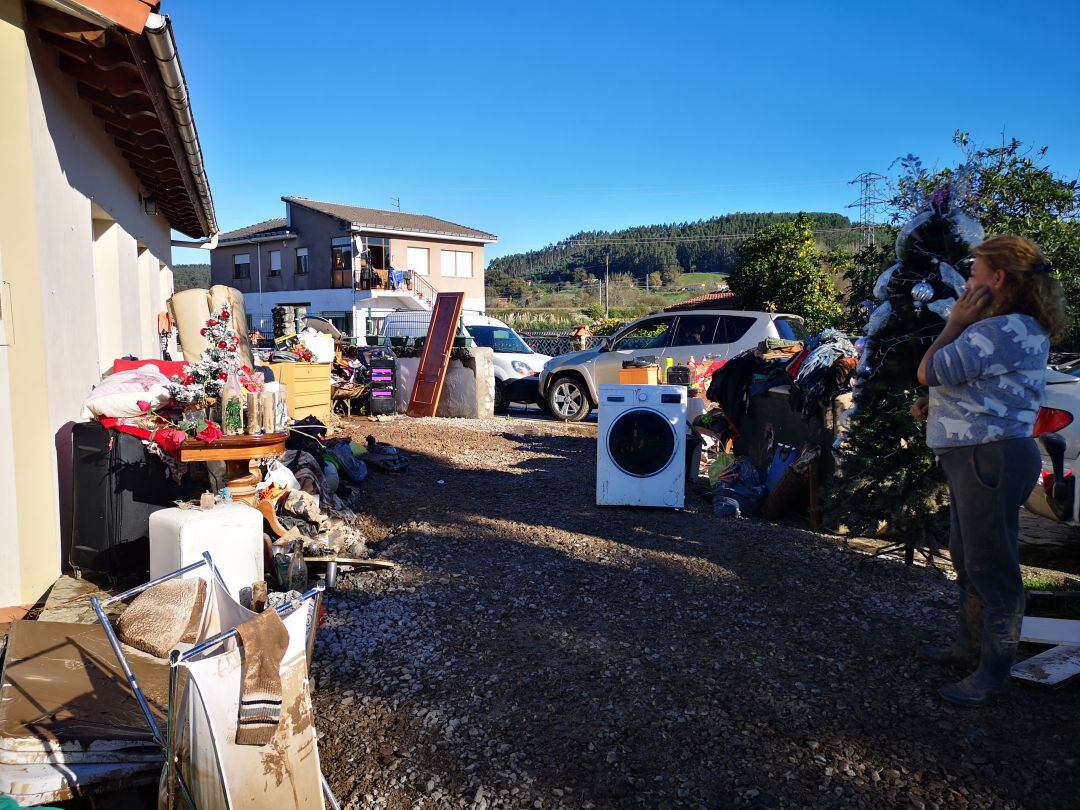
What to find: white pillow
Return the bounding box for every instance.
[81,365,172,419]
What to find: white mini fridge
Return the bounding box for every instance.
[149,503,264,599]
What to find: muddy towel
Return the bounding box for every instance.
[235,609,289,745]
[117,577,207,659]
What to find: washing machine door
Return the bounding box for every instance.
[607,408,677,477]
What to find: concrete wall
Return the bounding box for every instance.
[0,0,175,610]
[394,347,495,418]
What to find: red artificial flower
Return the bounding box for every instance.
[183,374,194,385]
[196,421,223,442]
[137,400,152,412]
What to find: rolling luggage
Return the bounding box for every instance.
[69,422,192,580]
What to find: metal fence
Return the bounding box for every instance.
[519,333,606,357]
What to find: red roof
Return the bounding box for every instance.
[664,291,737,312]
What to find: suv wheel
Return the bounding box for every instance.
[547,375,592,422]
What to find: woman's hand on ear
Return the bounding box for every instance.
[949,286,993,330]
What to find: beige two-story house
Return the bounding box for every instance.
[210,197,497,336]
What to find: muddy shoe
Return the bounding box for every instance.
[939,676,1010,707]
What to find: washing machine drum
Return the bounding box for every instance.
[607,409,677,477]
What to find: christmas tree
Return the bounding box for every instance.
[831,165,985,545]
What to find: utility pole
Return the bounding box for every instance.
[847,172,886,248]
[604,252,610,318]
[390,196,401,212]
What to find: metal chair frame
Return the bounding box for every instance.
[90,553,337,809]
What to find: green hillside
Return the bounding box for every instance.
[487,212,858,291]
[173,263,210,292]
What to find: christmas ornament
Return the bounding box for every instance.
[894,210,933,262]
[938,262,966,297]
[866,301,892,336]
[911,281,935,306]
[946,209,985,249]
[928,298,955,320]
[873,263,901,300]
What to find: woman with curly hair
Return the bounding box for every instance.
[914,235,1067,707]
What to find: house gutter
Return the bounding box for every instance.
[143,12,218,240]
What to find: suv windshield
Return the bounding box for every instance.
[467,325,532,354]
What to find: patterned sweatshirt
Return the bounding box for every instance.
[924,313,1048,449]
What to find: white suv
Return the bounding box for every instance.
[539,309,807,421]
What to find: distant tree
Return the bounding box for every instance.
[660,267,682,287]
[727,214,843,332]
[647,271,662,289]
[173,263,210,292]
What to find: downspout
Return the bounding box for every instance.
[143,12,218,239]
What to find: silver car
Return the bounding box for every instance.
[539,309,807,421]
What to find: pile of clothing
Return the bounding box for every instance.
[787,328,858,420]
[704,328,858,439]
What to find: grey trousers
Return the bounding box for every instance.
[938,438,1042,626]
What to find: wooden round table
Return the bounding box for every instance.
[179,432,288,505]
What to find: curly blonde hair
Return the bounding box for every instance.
[975,235,1068,341]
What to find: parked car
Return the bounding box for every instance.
[539,310,807,421]
[1024,365,1080,526]
[380,311,551,412]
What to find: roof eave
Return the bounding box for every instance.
[348,223,497,244]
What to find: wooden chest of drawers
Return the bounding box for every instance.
[268,362,333,421]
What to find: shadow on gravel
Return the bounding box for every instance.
[318,426,1080,809]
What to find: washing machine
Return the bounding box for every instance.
[597,384,687,508]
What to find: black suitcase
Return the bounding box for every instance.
[69,422,193,579]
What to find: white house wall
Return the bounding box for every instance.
[0,4,176,609]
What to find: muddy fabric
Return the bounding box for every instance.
[235,610,289,746]
[116,578,207,659]
[938,437,1042,683]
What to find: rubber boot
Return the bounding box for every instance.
[939,613,1020,707]
[918,591,982,668]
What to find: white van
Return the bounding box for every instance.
[380,311,551,412]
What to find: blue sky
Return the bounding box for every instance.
[171,0,1080,266]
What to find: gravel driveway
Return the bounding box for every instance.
[313,416,1080,809]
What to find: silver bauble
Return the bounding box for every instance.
[911,281,935,303]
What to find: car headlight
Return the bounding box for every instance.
[511,360,532,375]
